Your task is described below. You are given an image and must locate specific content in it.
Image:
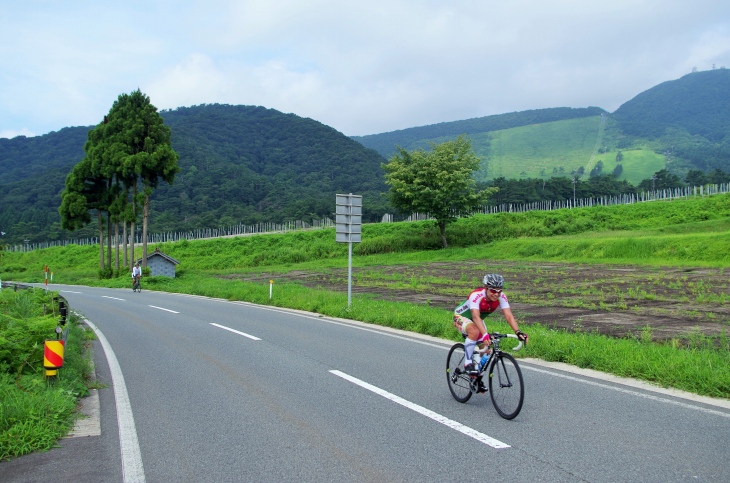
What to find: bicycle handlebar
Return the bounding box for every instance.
[489,333,523,352]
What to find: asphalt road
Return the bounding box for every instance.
[2,284,729,482]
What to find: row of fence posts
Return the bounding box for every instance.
[7,183,730,252]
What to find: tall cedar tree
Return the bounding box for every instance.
[102,90,179,267]
[59,90,178,272]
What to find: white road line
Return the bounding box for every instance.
[82,317,146,483]
[149,305,179,314]
[60,290,83,294]
[210,323,262,340]
[522,365,730,419]
[330,370,510,449]
[226,300,447,349]
[102,295,125,301]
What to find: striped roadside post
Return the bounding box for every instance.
[43,340,65,378]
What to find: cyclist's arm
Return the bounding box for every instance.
[501,307,520,333]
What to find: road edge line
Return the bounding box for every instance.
[82,316,146,483]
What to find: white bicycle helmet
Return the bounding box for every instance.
[483,273,504,289]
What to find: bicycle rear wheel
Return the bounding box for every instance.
[488,352,524,419]
[446,343,472,403]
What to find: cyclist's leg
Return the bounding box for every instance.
[462,318,481,372]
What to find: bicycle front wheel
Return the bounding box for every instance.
[488,352,524,419]
[446,343,472,403]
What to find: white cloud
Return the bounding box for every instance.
[1,0,729,138]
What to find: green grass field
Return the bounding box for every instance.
[475,116,601,180]
[402,116,666,184]
[609,149,666,185]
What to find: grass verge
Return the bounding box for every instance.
[0,289,94,461]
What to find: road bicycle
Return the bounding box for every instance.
[446,333,525,419]
[132,276,141,293]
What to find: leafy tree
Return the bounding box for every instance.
[58,154,113,269]
[708,168,730,184]
[383,135,496,248]
[589,160,604,178]
[615,151,624,162]
[638,169,684,191]
[685,169,708,186]
[584,174,636,197]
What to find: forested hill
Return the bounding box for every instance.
[0,104,388,245]
[613,69,730,141]
[153,104,388,229]
[612,69,730,172]
[352,106,606,158]
[0,126,88,185]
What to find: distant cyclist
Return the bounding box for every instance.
[453,273,528,374]
[131,262,142,292]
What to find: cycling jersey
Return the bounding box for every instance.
[454,288,510,320]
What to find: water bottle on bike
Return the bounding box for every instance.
[478,353,490,370]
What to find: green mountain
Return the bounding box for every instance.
[352,107,605,159]
[354,69,730,180]
[0,104,388,245]
[153,105,388,229]
[612,69,730,173]
[613,69,730,142]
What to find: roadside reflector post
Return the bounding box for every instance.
[269,280,273,299]
[59,299,67,326]
[44,339,65,379]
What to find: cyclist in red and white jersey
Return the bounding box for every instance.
[453,273,528,374]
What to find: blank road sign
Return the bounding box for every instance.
[335,193,362,244]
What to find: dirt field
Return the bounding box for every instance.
[230,260,730,341]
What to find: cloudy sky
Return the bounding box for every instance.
[1,0,728,139]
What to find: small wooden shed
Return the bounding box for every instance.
[138,248,180,278]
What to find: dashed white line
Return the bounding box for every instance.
[149,305,179,313]
[102,295,125,301]
[210,323,262,340]
[330,370,510,449]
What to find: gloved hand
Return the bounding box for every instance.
[516,330,528,345]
